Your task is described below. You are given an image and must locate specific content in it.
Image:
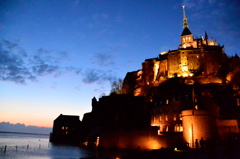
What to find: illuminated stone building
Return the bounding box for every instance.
[121,6,240,149]
[82,94,183,149]
[124,6,226,97]
[149,80,240,148]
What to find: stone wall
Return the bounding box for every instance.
[99,129,183,150]
[182,110,213,148]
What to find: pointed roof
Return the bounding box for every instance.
[181,27,192,36]
[205,31,208,39]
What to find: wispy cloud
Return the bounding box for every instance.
[81,68,116,85]
[0,40,69,84]
[0,40,35,84]
[31,55,59,76]
[0,39,118,87]
[91,53,115,67]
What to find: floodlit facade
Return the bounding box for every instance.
[127,6,225,97]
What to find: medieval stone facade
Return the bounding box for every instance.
[122,7,226,97]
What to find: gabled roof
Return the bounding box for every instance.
[54,114,80,122]
[181,27,192,36]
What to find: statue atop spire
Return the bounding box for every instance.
[182,5,189,29]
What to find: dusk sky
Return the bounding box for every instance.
[1,0,239,128]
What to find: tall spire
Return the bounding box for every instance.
[182,5,189,29]
[181,6,192,36]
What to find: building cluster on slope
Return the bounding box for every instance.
[50,6,240,149]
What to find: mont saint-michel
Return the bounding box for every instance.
[50,6,240,151]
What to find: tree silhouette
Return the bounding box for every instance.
[110,79,123,95]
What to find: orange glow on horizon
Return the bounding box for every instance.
[0,111,53,128]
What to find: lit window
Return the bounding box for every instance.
[165,125,169,132]
[179,114,182,120]
[179,124,183,132]
[62,126,64,130]
[153,117,156,123]
[66,127,68,130]
[195,98,197,102]
[159,116,162,122]
[237,98,240,106]
[173,114,177,121]
[175,124,179,132]
[66,131,68,134]
[166,100,169,104]
[195,105,198,110]
[165,115,168,121]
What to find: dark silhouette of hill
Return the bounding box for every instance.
[0,122,51,134]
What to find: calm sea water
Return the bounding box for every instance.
[0,132,96,159]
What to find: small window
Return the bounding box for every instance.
[159,116,162,122]
[179,124,183,132]
[165,107,168,113]
[160,101,162,106]
[179,114,182,120]
[153,117,156,123]
[173,106,177,112]
[165,115,168,121]
[153,109,156,114]
[165,125,169,132]
[159,108,162,114]
[166,100,169,105]
[173,114,177,121]
[62,126,64,130]
[175,124,179,132]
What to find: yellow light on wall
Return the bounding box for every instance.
[182,73,188,77]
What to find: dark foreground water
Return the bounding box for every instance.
[0,132,96,159]
[1,132,239,159]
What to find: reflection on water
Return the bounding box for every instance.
[0,132,142,159]
[0,132,95,159]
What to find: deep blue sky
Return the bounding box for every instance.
[0,0,239,127]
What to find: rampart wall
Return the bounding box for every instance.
[99,129,183,150]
